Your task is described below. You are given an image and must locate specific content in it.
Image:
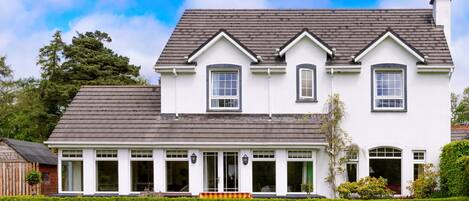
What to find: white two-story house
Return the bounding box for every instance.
[45,0,454,198]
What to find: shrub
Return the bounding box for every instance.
[337,176,393,199]
[25,170,42,185]
[408,164,439,198]
[439,140,469,196]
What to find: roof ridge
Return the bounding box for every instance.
[184,8,433,11]
[81,85,160,88]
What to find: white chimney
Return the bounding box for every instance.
[431,0,452,47]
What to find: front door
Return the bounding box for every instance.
[203,151,239,192]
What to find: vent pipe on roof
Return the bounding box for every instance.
[431,0,452,47]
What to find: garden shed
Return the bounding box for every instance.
[0,138,57,196]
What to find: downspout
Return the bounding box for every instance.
[267,68,272,120]
[173,68,178,119]
[330,68,334,96]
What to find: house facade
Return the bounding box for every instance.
[45,0,454,198]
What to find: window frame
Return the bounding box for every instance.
[296,64,317,103]
[59,149,84,193]
[95,149,119,193]
[371,63,407,112]
[206,64,242,112]
[346,150,359,182]
[286,150,316,194]
[252,150,276,194]
[412,150,426,181]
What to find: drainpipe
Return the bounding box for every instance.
[173,68,178,119]
[330,68,334,96]
[267,68,272,120]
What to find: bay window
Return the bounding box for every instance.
[61,150,83,192]
[96,150,118,192]
[131,150,154,192]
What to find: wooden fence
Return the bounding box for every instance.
[0,162,41,196]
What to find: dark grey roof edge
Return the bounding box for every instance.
[2,138,57,165]
[183,8,434,11]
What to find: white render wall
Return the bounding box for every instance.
[159,36,451,197]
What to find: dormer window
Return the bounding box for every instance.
[207,64,241,111]
[296,64,317,103]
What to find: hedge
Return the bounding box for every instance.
[1,197,469,201]
[439,140,469,196]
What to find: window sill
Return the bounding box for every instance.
[371,109,407,113]
[296,99,318,103]
[206,109,242,113]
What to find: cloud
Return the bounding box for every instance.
[64,13,172,84]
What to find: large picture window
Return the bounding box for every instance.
[252,151,275,193]
[369,147,401,194]
[372,64,406,111]
[287,150,314,193]
[209,70,240,110]
[96,150,118,192]
[61,150,83,192]
[131,150,154,192]
[166,150,189,192]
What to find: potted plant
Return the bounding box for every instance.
[25,170,42,195]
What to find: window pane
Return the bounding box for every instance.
[61,161,83,191]
[131,161,154,192]
[224,152,239,192]
[300,69,313,98]
[211,71,239,109]
[369,159,401,194]
[287,161,313,192]
[253,161,276,192]
[203,152,218,192]
[62,150,82,158]
[414,164,424,181]
[166,161,189,192]
[375,70,404,109]
[347,163,357,182]
[96,161,118,191]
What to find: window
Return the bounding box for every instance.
[166,149,189,192]
[223,152,239,192]
[61,149,83,192]
[209,70,240,110]
[346,150,359,182]
[413,151,426,181]
[253,150,275,193]
[131,150,154,192]
[96,150,118,192]
[369,147,402,194]
[287,150,314,193]
[296,64,316,102]
[372,65,406,111]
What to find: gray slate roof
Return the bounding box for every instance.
[47,86,325,144]
[156,9,452,66]
[2,138,57,165]
[451,125,469,141]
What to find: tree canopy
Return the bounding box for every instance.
[452,88,469,125]
[0,30,146,142]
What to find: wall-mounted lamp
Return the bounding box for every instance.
[242,154,249,165]
[191,153,197,164]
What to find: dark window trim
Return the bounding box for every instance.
[206,64,242,112]
[370,63,407,112]
[296,64,317,103]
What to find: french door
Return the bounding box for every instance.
[203,151,239,192]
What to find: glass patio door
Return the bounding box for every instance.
[203,151,239,192]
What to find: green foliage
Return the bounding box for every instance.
[451,88,469,125]
[337,176,393,199]
[439,140,469,196]
[321,94,351,197]
[0,55,13,79]
[25,170,42,185]
[408,164,439,198]
[2,197,468,201]
[301,183,314,195]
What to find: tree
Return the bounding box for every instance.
[37,31,65,81]
[321,94,351,198]
[0,55,13,79]
[451,88,469,125]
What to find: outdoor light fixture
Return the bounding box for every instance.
[191,153,197,164]
[242,154,249,165]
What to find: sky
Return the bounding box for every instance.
[0,0,468,93]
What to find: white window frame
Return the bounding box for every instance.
[130,149,154,193]
[369,147,402,159]
[252,150,276,194]
[373,68,405,111]
[165,149,189,192]
[412,150,426,181]
[346,150,359,182]
[286,150,317,194]
[59,149,84,193]
[95,149,118,193]
[165,150,188,161]
[299,68,314,99]
[208,69,240,111]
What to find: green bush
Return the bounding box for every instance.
[439,140,469,196]
[25,170,42,185]
[408,164,439,198]
[337,176,393,199]
[1,197,469,201]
